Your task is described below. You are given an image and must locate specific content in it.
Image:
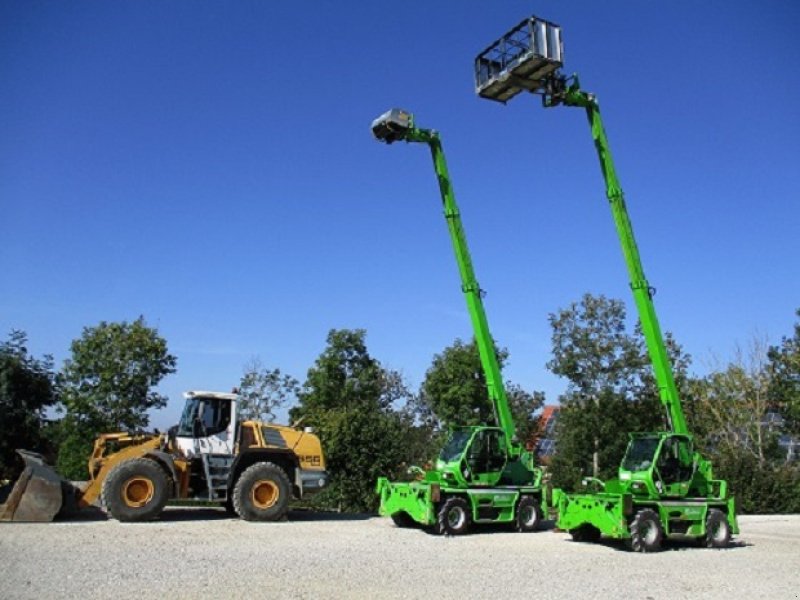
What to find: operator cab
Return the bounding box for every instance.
[438,426,507,487]
[620,433,694,497]
[174,391,238,458]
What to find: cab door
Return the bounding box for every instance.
[465,429,507,486]
[195,398,235,456]
[655,435,693,497]
[176,397,235,458]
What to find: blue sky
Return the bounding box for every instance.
[2,1,798,429]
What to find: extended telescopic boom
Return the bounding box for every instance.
[371,109,519,453]
[552,80,687,435]
[474,17,687,436]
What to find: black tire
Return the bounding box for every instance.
[390,512,415,528]
[233,462,291,522]
[515,496,541,532]
[224,496,238,517]
[436,497,471,536]
[101,458,170,522]
[570,525,602,543]
[704,508,731,548]
[628,508,663,552]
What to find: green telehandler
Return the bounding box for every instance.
[473,15,738,551]
[371,109,546,535]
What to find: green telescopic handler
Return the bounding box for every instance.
[371,109,547,535]
[474,15,738,551]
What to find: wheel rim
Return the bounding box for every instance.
[710,519,728,543]
[447,506,465,529]
[122,477,155,508]
[252,480,279,509]
[642,520,658,545]
[520,505,536,527]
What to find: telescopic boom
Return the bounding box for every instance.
[371,109,519,452]
[552,80,688,435]
[473,16,687,435]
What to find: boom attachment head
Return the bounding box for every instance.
[371,109,414,144]
[475,15,563,103]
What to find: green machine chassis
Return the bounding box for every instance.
[474,16,738,550]
[371,110,546,535]
[548,81,738,550]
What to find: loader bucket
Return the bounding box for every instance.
[0,450,76,522]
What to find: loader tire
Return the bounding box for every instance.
[233,462,291,522]
[436,497,470,536]
[628,508,663,553]
[102,458,169,522]
[515,496,540,532]
[704,508,731,548]
[224,497,238,517]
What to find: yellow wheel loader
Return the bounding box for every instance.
[1,391,327,522]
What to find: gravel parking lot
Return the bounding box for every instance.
[1,511,798,599]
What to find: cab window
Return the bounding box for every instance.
[658,436,693,484]
[178,397,231,438]
[200,399,231,436]
[468,429,506,472]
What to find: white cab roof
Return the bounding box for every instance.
[183,390,239,401]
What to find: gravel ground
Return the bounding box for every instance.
[1,511,798,599]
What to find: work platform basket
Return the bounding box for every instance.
[474,16,563,103]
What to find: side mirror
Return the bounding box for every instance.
[193,418,204,438]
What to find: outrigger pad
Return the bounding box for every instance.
[0,451,67,522]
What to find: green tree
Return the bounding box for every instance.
[238,358,298,422]
[694,338,778,465]
[56,317,176,479]
[547,294,670,488]
[0,331,57,480]
[290,329,420,512]
[768,308,800,436]
[691,330,800,513]
[416,338,543,442]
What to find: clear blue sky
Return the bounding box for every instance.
[2,1,798,429]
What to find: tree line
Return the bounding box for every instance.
[1,296,798,513]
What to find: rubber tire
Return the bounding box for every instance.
[391,512,415,528]
[515,496,541,532]
[570,525,602,543]
[233,462,291,522]
[628,508,664,553]
[224,497,238,517]
[704,508,731,548]
[436,497,471,536]
[102,458,170,522]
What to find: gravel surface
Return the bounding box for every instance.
[1,511,798,599]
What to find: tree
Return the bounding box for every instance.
[694,338,778,465]
[0,331,57,480]
[692,329,800,514]
[506,383,546,446]
[547,294,668,488]
[768,308,800,436]
[290,329,420,512]
[238,358,298,422]
[56,317,176,479]
[416,338,543,442]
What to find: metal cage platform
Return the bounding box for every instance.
[474,16,563,103]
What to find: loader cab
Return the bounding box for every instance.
[438,426,507,487]
[174,391,238,458]
[619,433,694,498]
